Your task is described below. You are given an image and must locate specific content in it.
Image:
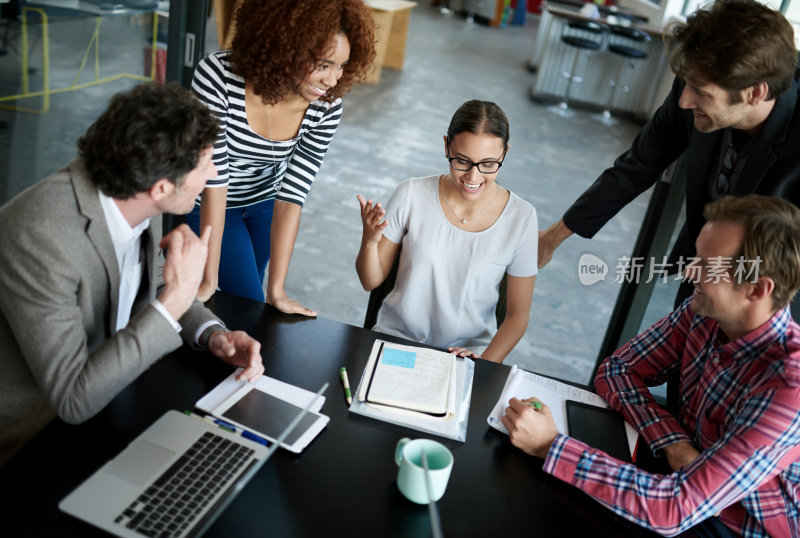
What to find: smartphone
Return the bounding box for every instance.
[214,385,329,453]
[565,400,631,462]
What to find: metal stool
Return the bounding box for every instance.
[593,25,650,125]
[548,19,608,119]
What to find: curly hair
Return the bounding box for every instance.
[228,0,376,105]
[668,0,797,102]
[78,82,219,199]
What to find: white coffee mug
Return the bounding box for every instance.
[394,437,453,504]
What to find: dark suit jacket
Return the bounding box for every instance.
[0,159,221,465]
[563,70,800,263]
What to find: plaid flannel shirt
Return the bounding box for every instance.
[543,299,800,536]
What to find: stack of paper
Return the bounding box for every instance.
[349,340,474,442]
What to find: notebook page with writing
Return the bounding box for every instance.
[487,365,638,455]
[362,342,456,417]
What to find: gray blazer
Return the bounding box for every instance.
[0,159,221,465]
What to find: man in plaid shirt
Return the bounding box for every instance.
[504,195,800,536]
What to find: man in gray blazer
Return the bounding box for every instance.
[0,82,264,466]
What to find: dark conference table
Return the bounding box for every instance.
[0,292,657,537]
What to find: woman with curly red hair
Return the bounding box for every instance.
[187,0,375,312]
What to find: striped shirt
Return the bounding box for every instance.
[544,299,800,537]
[190,51,343,208]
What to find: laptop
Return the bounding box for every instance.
[60,383,328,538]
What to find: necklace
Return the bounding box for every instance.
[439,175,500,225]
[265,105,274,143]
[265,104,279,164]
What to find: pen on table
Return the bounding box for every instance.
[184,411,231,431]
[209,416,238,433]
[339,367,352,405]
[190,412,270,446]
[210,416,269,446]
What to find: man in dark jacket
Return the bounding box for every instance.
[539,0,800,311]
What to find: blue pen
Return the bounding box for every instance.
[241,430,269,446]
[210,417,238,433]
[207,415,269,446]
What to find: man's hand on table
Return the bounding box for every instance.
[208,329,264,382]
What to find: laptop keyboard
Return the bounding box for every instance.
[113,431,255,537]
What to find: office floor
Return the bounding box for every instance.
[0,4,675,384]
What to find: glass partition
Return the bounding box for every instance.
[0,2,170,204]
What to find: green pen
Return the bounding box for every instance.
[339,367,352,405]
[527,400,542,411]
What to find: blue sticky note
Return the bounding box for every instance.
[382,348,416,368]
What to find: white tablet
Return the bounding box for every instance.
[213,384,329,453]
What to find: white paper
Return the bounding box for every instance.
[487,365,637,455]
[196,368,326,416]
[365,342,455,414]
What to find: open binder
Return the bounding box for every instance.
[349,340,474,442]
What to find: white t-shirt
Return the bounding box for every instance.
[374,175,538,351]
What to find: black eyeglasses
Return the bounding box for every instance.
[717,143,737,195]
[446,148,506,174]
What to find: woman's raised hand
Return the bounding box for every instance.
[357,194,388,245]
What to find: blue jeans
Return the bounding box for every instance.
[186,198,274,302]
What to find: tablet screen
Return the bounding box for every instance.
[222,389,321,447]
[566,400,631,462]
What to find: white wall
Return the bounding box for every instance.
[616,0,686,28]
[783,0,800,48]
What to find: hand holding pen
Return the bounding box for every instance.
[525,399,542,411]
[501,397,558,459]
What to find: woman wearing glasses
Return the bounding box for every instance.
[356,100,538,363]
[187,0,375,312]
